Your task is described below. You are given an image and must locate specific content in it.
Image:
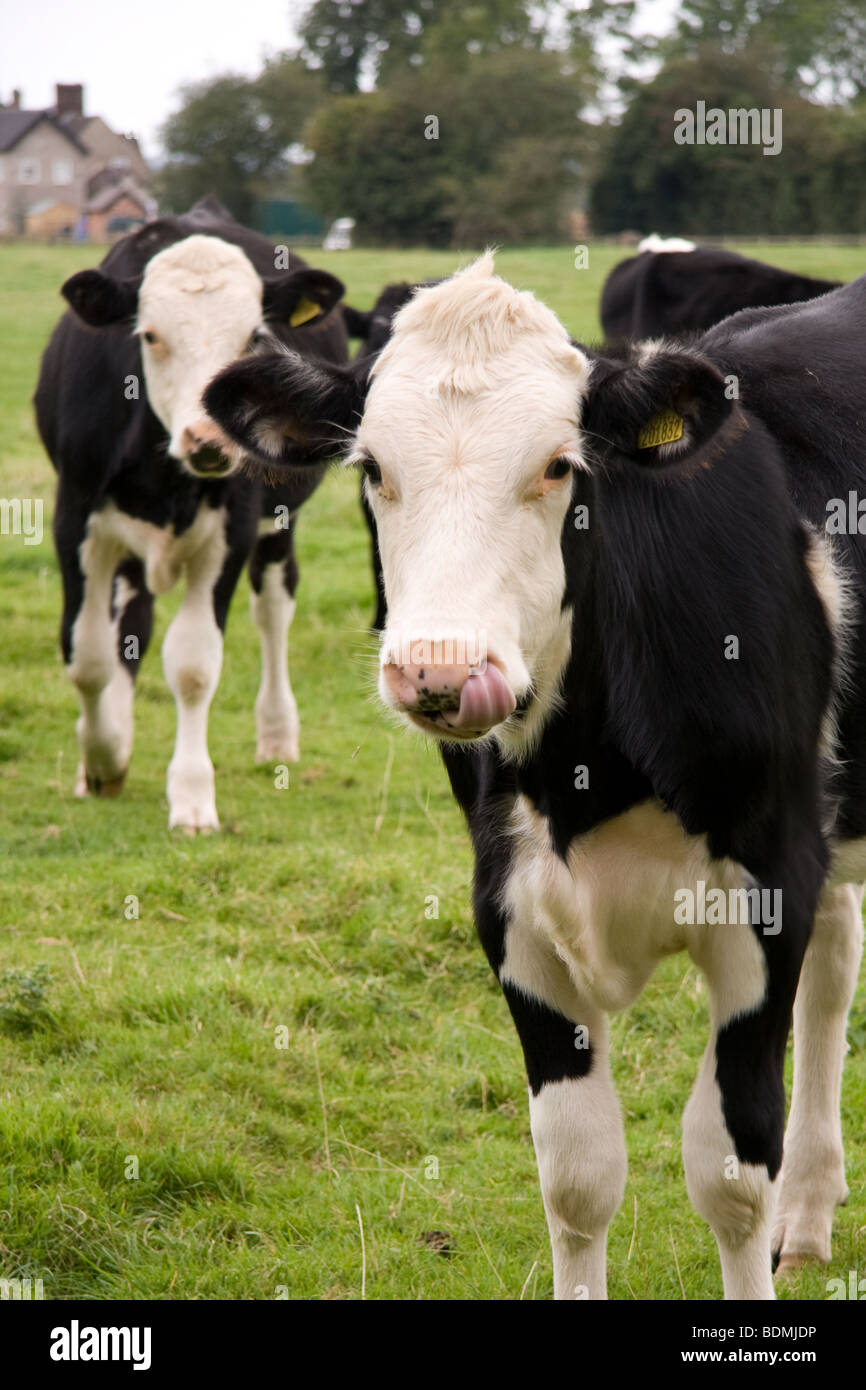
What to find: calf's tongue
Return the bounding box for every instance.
[444,664,516,732]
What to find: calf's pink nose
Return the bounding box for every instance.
[383,659,516,733]
[181,419,229,455]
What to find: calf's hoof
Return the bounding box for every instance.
[169,807,220,835]
[774,1252,816,1279]
[256,734,300,764]
[75,762,128,798]
[167,759,219,834]
[771,1166,847,1278]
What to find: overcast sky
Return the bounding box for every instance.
[0,0,305,157]
[0,0,678,159]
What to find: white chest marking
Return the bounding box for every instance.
[502,796,768,1017]
[85,500,227,595]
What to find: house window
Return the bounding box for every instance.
[18,158,41,184]
[53,159,74,186]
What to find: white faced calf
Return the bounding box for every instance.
[205,255,864,1298]
[37,224,345,829]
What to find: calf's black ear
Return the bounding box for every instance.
[581,348,734,467]
[262,268,345,327]
[203,351,367,468]
[62,269,140,326]
[342,304,373,339]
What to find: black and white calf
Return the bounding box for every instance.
[601,242,841,340]
[35,197,347,830]
[205,255,865,1299]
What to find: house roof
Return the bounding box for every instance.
[55,112,93,138]
[84,176,149,214]
[0,109,87,154]
[0,110,42,151]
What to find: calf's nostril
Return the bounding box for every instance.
[189,444,228,473]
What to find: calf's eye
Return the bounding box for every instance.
[142,330,158,345]
[545,456,571,481]
[363,460,382,485]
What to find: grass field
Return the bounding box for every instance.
[1,240,864,1301]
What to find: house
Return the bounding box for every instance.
[84,178,150,241]
[24,198,80,240]
[0,84,154,239]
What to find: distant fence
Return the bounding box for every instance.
[256,199,325,243]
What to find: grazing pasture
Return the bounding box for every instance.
[1,241,864,1300]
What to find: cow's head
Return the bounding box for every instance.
[205,254,733,751]
[62,234,343,479]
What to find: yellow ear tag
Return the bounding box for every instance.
[289,297,321,327]
[637,408,684,450]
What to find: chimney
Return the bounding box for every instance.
[55,83,83,117]
[10,89,21,110]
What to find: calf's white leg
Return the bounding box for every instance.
[773,881,863,1270]
[684,913,798,1299]
[69,526,133,795]
[530,1037,627,1300]
[251,561,299,763]
[163,540,225,831]
[683,1027,778,1300]
[500,929,627,1300]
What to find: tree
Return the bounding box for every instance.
[666,0,866,103]
[589,48,840,236]
[157,59,326,221]
[255,54,328,151]
[158,76,279,222]
[298,0,427,93]
[301,86,453,243]
[297,0,618,93]
[302,47,595,244]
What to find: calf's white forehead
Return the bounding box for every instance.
[138,234,263,339]
[137,234,264,451]
[360,254,591,466]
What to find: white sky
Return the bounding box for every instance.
[0,0,679,160]
[0,0,306,157]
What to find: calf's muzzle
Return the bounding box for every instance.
[180,420,232,475]
[383,657,516,736]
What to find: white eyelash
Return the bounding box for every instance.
[558,450,589,474]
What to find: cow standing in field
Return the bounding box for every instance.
[34,197,347,830]
[205,255,866,1299]
[601,242,841,340]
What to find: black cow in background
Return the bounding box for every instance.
[35,196,347,831]
[601,243,841,340]
[343,282,423,357]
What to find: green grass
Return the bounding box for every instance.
[0,240,864,1301]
